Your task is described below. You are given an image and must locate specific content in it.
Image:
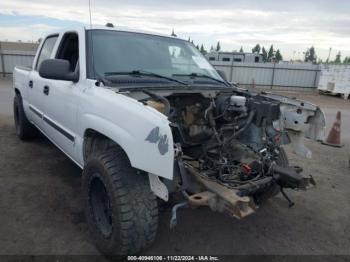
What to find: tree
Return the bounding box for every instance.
[275,49,283,62]
[196,44,200,50]
[334,51,341,64]
[210,45,214,52]
[200,44,207,55]
[216,41,221,51]
[239,46,244,52]
[344,57,350,64]
[267,45,274,62]
[304,49,310,62]
[304,46,317,63]
[171,29,177,37]
[262,47,268,62]
[309,46,316,63]
[252,44,261,54]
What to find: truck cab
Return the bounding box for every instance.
[15,29,81,162]
[13,25,325,256]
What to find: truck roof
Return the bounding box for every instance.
[46,24,182,41]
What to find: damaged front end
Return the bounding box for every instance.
[140,87,323,224]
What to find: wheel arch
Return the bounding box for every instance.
[82,127,170,201]
[82,128,131,164]
[79,113,174,179]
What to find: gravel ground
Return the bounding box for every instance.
[0,78,349,256]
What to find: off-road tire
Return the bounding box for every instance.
[13,94,37,140]
[82,145,158,256]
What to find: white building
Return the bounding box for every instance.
[206,51,263,63]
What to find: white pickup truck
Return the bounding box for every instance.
[13,25,325,255]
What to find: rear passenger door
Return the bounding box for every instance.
[41,32,80,159]
[28,35,58,130]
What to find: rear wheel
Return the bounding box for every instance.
[13,94,37,140]
[82,144,158,255]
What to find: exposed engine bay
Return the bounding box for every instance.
[136,88,321,221]
[169,93,283,190]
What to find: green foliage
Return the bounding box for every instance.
[184,37,288,64]
[275,49,283,62]
[216,41,221,51]
[321,53,350,64]
[267,45,274,62]
[304,46,317,63]
[186,36,207,54]
[262,47,268,62]
[252,44,261,53]
[200,44,207,55]
[334,51,341,64]
[343,57,350,64]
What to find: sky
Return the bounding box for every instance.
[1,0,349,61]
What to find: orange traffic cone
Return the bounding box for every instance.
[322,111,343,147]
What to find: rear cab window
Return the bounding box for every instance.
[35,35,59,71]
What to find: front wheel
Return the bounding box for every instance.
[82,145,158,255]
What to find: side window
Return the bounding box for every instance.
[35,35,58,70]
[56,33,79,72]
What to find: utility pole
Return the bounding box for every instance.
[88,0,92,29]
[0,42,5,77]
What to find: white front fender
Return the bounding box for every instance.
[79,88,174,179]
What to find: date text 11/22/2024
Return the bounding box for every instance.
[127,255,220,261]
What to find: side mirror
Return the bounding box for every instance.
[39,59,78,82]
[216,69,228,82]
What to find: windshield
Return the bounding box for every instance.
[87,30,224,85]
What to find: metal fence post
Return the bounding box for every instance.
[229,59,234,82]
[0,42,6,77]
[270,62,276,89]
[313,66,320,88]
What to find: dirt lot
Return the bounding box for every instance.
[0,78,350,256]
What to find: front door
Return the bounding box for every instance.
[41,32,80,159]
